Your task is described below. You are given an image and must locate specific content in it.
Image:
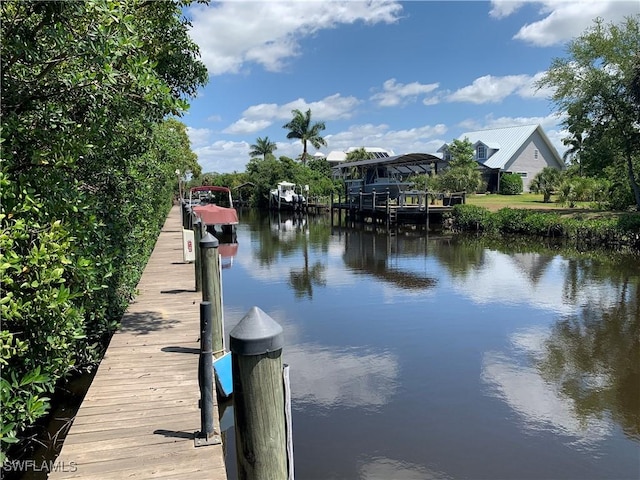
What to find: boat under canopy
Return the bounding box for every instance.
[189,186,239,232]
[335,152,447,199]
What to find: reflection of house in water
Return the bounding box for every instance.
[342,228,437,290]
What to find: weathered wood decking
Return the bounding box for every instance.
[49,205,227,480]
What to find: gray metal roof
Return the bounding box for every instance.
[458,124,561,169]
[336,152,443,175]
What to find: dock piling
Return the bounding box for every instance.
[196,301,222,447]
[193,218,203,292]
[200,232,225,358]
[230,307,289,480]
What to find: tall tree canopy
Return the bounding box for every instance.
[538,15,640,209]
[249,136,278,160]
[282,109,327,165]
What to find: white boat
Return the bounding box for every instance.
[269,181,307,210]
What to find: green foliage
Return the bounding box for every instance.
[345,148,374,161]
[244,156,339,207]
[530,167,562,202]
[1,0,207,461]
[440,138,483,193]
[538,15,640,209]
[499,173,524,195]
[451,206,640,251]
[249,137,278,160]
[448,138,476,168]
[557,176,611,208]
[282,109,327,165]
[440,165,483,193]
[449,205,494,232]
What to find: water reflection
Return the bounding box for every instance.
[482,262,639,447]
[285,344,399,411]
[358,457,453,480]
[538,290,640,441]
[224,213,640,479]
[210,230,238,269]
[342,228,437,290]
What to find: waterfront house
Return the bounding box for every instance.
[438,124,564,192]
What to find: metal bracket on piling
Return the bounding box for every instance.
[194,431,222,447]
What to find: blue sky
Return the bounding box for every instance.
[183,1,638,174]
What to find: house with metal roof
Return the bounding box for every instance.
[438,124,564,192]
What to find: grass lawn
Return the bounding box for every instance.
[465,193,625,220]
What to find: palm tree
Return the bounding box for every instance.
[249,136,277,160]
[562,132,583,176]
[282,109,327,165]
[530,166,562,203]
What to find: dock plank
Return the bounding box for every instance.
[49,205,227,480]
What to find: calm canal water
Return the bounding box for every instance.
[219,209,639,480]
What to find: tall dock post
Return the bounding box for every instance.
[193,218,203,292]
[195,302,221,446]
[200,232,224,358]
[230,307,289,480]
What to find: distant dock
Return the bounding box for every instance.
[49,206,227,480]
[330,190,466,227]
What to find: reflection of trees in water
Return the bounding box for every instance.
[539,280,640,440]
[245,211,331,297]
[426,236,486,278]
[289,255,326,299]
[342,228,437,290]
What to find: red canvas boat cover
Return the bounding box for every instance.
[192,204,239,226]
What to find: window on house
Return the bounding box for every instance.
[477,145,486,160]
[534,149,539,159]
[517,172,528,178]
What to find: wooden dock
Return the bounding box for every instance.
[49,205,227,480]
[330,190,465,226]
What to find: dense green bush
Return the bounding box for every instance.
[0,0,207,462]
[451,206,640,251]
[449,204,494,232]
[499,173,523,195]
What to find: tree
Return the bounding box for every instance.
[440,138,483,193]
[530,167,563,202]
[282,109,327,165]
[249,136,277,160]
[537,16,640,209]
[345,147,374,161]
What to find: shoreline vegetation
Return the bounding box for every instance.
[448,201,640,253]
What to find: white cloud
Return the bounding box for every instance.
[448,74,541,104]
[188,1,403,75]
[223,118,273,135]
[489,0,528,19]
[222,94,361,135]
[186,127,213,148]
[458,112,561,132]
[324,123,447,155]
[192,140,250,173]
[490,1,640,47]
[370,78,440,107]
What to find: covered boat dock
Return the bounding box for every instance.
[331,153,464,227]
